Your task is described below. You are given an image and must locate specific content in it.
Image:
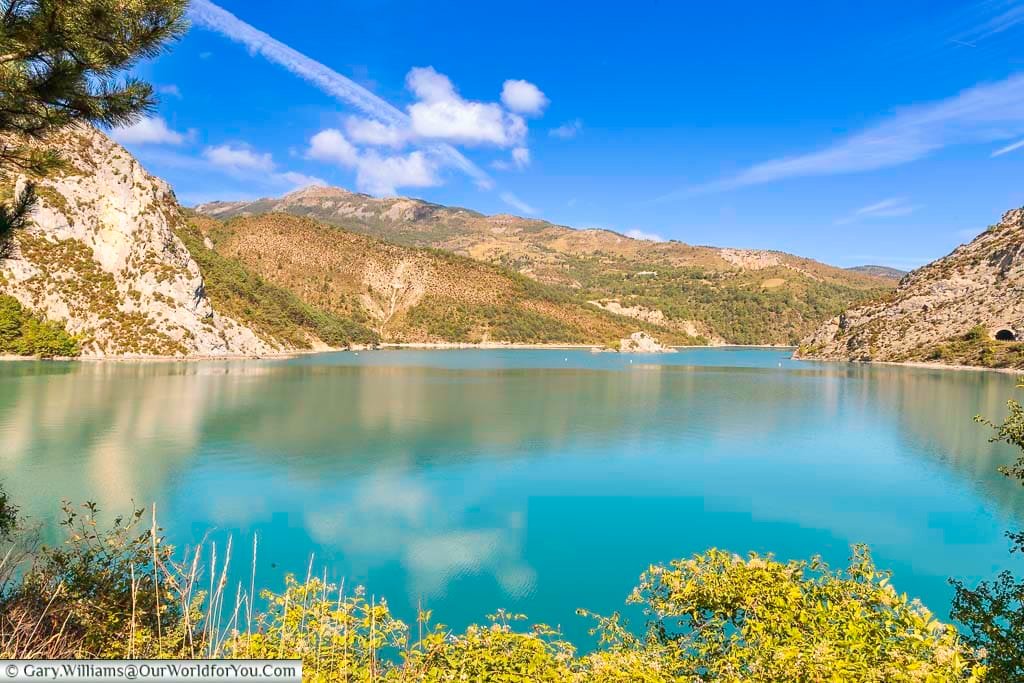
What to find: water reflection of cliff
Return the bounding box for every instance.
[835,365,1023,519]
[3,359,1021,514]
[2,355,1022,611]
[2,362,219,520]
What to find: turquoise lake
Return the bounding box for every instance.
[1,348,1022,641]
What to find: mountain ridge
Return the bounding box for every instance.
[196,186,894,345]
[0,128,897,356]
[196,186,890,287]
[846,265,907,280]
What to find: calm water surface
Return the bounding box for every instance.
[1,348,1022,640]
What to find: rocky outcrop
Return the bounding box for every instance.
[619,331,677,353]
[0,126,272,357]
[591,300,727,345]
[797,208,1024,366]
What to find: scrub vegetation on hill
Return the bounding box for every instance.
[917,325,1024,369]
[571,260,890,345]
[175,221,378,349]
[197,187,894,346]
[188,213,695,346]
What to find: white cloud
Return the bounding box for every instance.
[499,192,536,215]
[991,138,1024,157]
[203,144,274,172]
[345,116,407,147]
[492,147,531,171]
[834,197,920,225]
[550,119,583,139]
[200,143,324,189]
[189,0,490,187]
[129,145,323,195]
[306,129,359,166]
[278,171,327,188]
[500,79,548,115]
[625,229,665,242]
[406,66,457,103]
[677,73,1024,197]
[407,67,526,147]
[356,150,439,196]
[305,128,438,195]
[960,5,1024,41]
[110,116,187,145]
[512,147,530,169]
[157,84,182,99]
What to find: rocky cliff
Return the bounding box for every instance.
[797,208,1024,369]
[0,126,271,357]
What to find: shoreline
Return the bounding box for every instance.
[795,355,1023,376]
[3,345,1019,375]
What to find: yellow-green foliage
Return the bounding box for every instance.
[0,294,79,357]
[609,546,983,681]
[0,503,986,681]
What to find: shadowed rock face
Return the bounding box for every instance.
[797,208,1024,368]
[0,126,271,357]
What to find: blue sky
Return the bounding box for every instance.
[116,0,1024,269]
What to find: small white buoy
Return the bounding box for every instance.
[629,359,633,364]
[564,357,568,362]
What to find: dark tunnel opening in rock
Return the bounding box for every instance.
[994,329,1017,341]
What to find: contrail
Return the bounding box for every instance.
[188,0,492,187]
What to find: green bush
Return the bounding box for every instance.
[0,294,79,357]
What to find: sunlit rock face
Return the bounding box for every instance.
[798,207,1024,366]
[0,125,271,357]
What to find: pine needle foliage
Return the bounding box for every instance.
[0,0,187,247]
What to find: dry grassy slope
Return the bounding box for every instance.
[193,213,692,345]
[797,207,1024,369]
[196,187,894,344]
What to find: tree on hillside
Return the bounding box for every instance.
[0,0,188,253]
[951,382,1024,681]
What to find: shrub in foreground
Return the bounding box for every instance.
[0,502,986,681]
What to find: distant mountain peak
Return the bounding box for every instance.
[845,265,908,280]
